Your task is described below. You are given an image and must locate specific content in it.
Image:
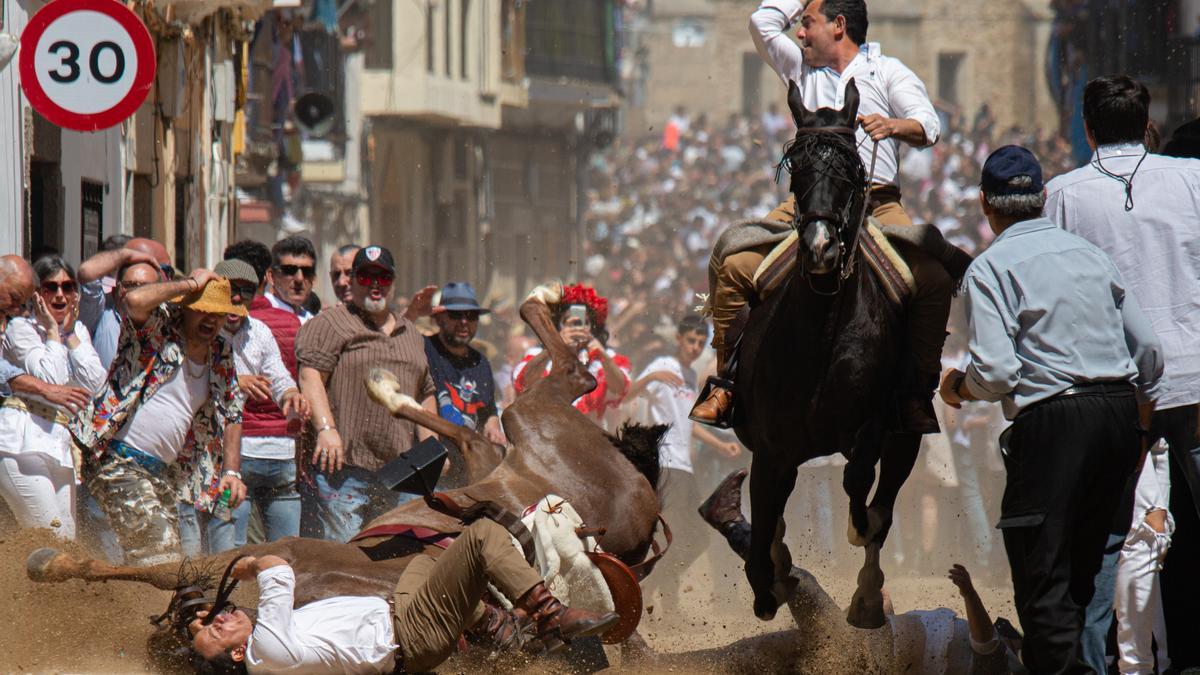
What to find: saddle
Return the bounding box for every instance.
[752,216,916,307]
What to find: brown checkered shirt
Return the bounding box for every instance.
[295,303,435,471]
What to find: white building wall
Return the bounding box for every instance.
[0,0,29,255]
[58,127,123,262]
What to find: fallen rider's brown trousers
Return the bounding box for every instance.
[392,518,543,671]
[709,194,953,376]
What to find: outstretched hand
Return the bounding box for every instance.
[404,285,439,321]
[948,564,977,597]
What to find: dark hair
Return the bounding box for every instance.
[677,314,708,336]
[1083,76,1150,146]
[191,650,247,675]
[551,304,609,346]
[819,0,868,46]
[1161,117,1200,159]
[101,234,132,252]
[33,255,76,284]
[270,235,316,268]
[224,240,272,288]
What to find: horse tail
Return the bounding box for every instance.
[606,421,667,502]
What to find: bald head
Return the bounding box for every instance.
[127,238,171,266]
[0,255,35,317]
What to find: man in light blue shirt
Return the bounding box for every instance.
[940,146,1164,674]
[1043,75,1200,673]
[77,240,168,370]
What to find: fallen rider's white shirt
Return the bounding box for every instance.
[245,565,397,674]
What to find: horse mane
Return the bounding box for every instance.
[606,421,667,495]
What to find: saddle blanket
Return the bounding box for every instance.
[752,216,916,307]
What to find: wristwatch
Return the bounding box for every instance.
[316,423,337,434]
[223,469,243,480]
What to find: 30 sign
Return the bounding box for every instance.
[19,0,156,132]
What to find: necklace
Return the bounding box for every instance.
[1091,148,1148,212]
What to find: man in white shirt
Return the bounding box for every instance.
[265,236,317,324]
[630,315,740,613]
[692,0,954,434]
[189,518,619,673]
[1043,74,1200,675]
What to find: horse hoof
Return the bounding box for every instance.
[846,586,886,630]
[26,548,64,582]
[753,595,778,621]
[366,369,420,414]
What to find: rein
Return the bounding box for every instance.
[779,126,878,295]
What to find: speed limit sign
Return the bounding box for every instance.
[18,0,156,132]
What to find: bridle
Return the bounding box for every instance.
[777,125,878,295]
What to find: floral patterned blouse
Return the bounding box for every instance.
[70,304,243,512]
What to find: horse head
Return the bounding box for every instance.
[783,78,867,282]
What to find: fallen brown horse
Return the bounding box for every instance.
[25,282,666,655]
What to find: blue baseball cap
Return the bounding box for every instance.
[981,145,1044,195]
[434,282,489,314]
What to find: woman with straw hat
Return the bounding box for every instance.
[69,268,249,566]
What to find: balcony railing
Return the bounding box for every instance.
[524,0,619,84]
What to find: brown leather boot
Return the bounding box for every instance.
[690,377,734,426]
[697,468,747,530]
[516,583,619,654]
[464,601,528,652]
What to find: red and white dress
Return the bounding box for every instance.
[512,346,632,421]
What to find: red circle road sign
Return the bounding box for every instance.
[18,0,156,132]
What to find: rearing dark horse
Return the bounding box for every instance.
[734,79,923,629]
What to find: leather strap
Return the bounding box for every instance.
[425,492,537,566]
[627,514,673,581]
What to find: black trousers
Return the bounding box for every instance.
[998,391,1140,675]
[1153,404,1200,668]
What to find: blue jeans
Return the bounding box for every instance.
[227,457,301,549]
[1082,531,1125,673]
[178,501,240,557]
[314,466,417,543]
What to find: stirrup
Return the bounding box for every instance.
[690,376,735,429]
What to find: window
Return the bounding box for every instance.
[365,0,393,70]
[672,19,708,48]
[461,0,471,80]
[80,181,103,260]
[445,0,453,77]
[426,0,435,73]
[937,52,965,106]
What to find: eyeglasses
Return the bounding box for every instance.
[40,281,77,295]
[229,283,258,303]
[160,264,176,280]
[356,271,394,288]
[275,264,316,279]
[446,310,480,322]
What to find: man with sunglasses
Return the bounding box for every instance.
[296,245,437,542]
[266,236,318,324]
[424,283,506,468]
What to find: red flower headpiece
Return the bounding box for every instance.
[561,284,609,326]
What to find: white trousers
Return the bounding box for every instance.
[1115,448,1172,675]
[0,452,77,539]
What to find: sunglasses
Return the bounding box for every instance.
[229,283,258,303]
[356,271,394,288]
[446,310,480,322]
[275,264,316,279]
[119,280,150,291]
[40,281,77,295]
[160,264,176,280]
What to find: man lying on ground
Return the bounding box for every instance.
[188,518,617,674]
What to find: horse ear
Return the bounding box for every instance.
[842,79,861,125]
[787,80,816,129]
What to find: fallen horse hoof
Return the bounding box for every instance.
[26,548,64,583]
[845,586,886,630]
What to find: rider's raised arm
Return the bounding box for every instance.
[750,0,805,85]
[882,58,941,148]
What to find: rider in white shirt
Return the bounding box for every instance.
[692,0,954,436]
